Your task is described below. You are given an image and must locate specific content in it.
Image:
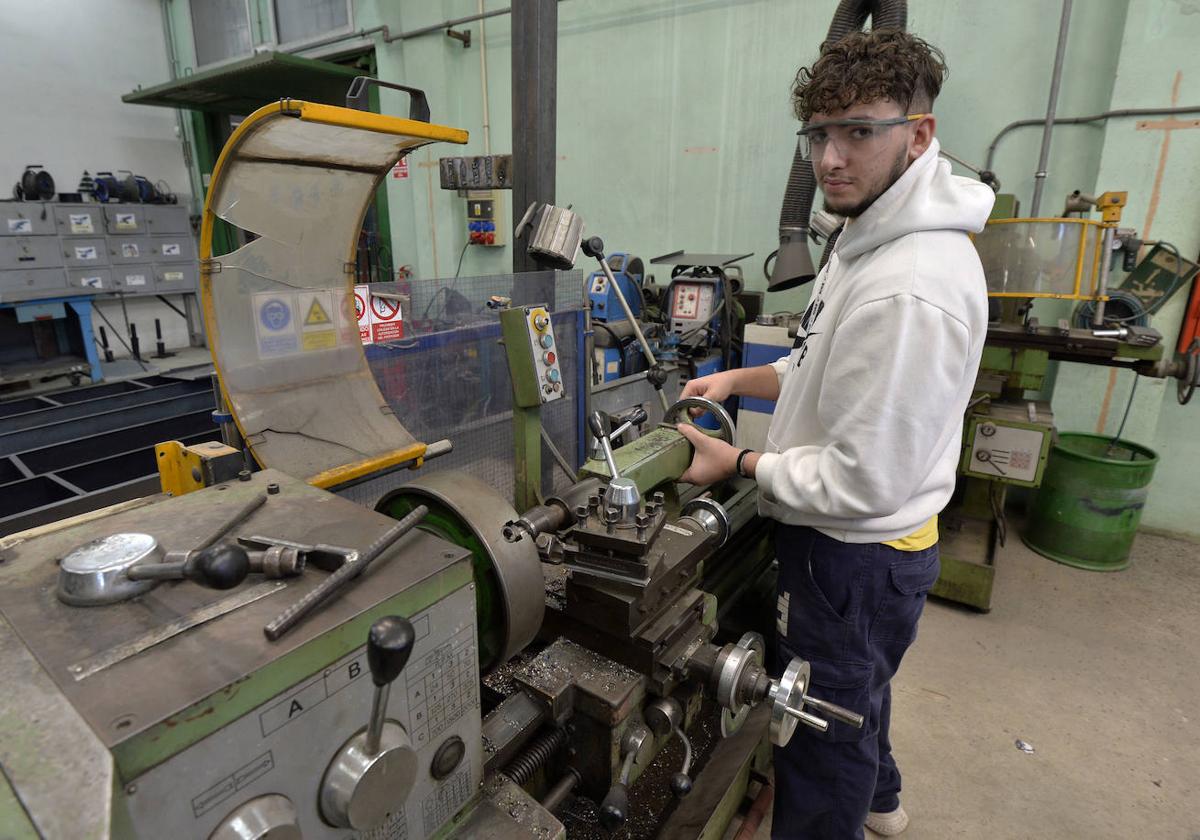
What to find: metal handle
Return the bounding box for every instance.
[801,695,866,729]
[262,505,429,641]
[345,76,431,122]
[589,411,621,479]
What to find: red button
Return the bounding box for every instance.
[544,351,556,364]
[485,232,495,244]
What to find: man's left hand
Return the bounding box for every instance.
[677,423,738,485]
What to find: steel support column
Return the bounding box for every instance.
[511,0,557,281]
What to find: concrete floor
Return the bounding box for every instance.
[747,527,1200,839]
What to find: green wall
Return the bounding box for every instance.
[164,0,1200,536]
[1042,0,1200,537]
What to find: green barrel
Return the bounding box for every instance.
[1022,433,1158,571]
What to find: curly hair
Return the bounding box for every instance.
[791,29,947,121]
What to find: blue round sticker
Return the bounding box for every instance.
[260,299,291,331]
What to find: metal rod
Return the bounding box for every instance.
[1093,225,1115,326]
[540,768,581,812]
[801,695,865,728]
[540,424,576,480]
[1029,0,1072,217]
[364,684,390,755]
[263,504,429,641]
[198,493,267,551]
[388,7,513,42]
[597,257,669,411]
[784,705,829,732]
[985,106,1200,173]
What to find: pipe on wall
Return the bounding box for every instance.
[1029,0,1073,217]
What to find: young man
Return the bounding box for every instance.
[677,30,994,839]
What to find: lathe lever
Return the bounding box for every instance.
[319,615,419,830]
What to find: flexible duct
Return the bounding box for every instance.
[769,0,907,291]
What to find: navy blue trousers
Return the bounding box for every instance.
[771,525,939,840]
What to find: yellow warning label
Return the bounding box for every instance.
[302,331,338,351]
[305,299,331,326]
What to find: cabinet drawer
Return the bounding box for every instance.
[148,234,196,262]
[1,203,55,236]
[0,236,64,269]
[63,238,109,268]
[113,264,156,293]
[108,236,151,265]
[103,207,145,235]
[0,267,68,294]
[54,205,104,237]
[154,263,198,292]
[67,267,113,291]
[146,205,191,234]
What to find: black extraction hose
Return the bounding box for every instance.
[770,0,907,291]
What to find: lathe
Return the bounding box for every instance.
[0,94,856,838]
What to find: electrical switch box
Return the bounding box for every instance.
[466,191,505,247]
[499,304,564,406]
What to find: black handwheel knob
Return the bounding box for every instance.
[367,615,415,687]
[670,772,692,799]
[190,544,250,590]
[588,411,609,440]
[581,236,605,259]
[599,783,629,831]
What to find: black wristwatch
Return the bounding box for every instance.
[735,448,754,479]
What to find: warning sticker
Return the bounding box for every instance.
[80,276,104,289]
[124,274,147,287]
[354,284,372,345]
[74,245,98,261]
[7,218,32,234]
[334,289,357,344]
[369,294,404,343]
[121,243,140,258]
[162,271,184,282]
[253,293,299,357]
[114,212,137,231]
[162,242,182,257]
[69,214,94,234]
[299,291,337,351]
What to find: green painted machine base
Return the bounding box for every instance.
[930,518,996,612]
[1019,532,1132,572]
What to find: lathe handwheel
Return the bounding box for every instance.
[719,632,765,737]
[663,396,736,444]
[769,658,810,747]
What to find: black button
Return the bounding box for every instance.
[431,735,466,780]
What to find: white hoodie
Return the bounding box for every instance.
[755,139,995,543]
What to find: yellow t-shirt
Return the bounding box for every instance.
[883,515,939,551]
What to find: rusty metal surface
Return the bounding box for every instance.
[514,638,645,727]
[448,775,565,839]
[0,469,462,749]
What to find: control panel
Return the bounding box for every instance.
[962,405,1053,487]
[587,252,643,322]
[466,190,505,247]
[526,306,564,404]
[668,277,721,339]
[125,584,482,840]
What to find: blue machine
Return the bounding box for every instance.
[586,252,644,322]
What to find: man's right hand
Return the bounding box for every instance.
[680,370,741,416]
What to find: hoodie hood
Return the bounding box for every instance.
[835,138,996,261]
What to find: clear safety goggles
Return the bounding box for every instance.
[798,114,928,160]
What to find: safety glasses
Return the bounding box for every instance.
[798,114,929,160]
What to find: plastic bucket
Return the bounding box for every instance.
[1022,433,1158,571]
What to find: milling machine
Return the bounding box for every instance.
[0,90,857,839]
